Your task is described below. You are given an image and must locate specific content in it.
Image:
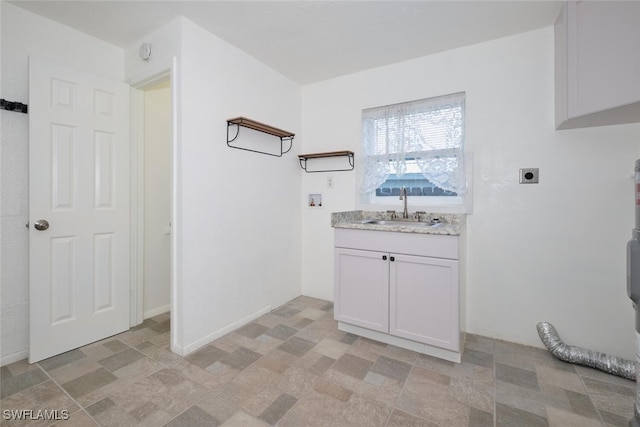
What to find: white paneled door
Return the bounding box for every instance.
[28,57,130,363]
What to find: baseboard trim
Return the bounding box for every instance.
[180,305,272,356]
[144,304,170,319]
[338,322,463,363]
[1,350,29,367]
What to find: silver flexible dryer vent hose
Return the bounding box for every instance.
[536,322,635,381]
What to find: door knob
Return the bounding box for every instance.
[34,220,49,231]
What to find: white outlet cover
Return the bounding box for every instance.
[327,176,334,188]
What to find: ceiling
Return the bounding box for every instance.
[8,1,563,84]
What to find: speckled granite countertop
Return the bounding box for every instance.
[331,210,465,235]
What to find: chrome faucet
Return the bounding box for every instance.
[399,187,409,219]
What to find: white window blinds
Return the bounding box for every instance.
[360,92,466,195]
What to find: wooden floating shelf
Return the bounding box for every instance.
[298,150,353,160]
[226,116,295,157]
[227,117,294,139]
[298,151,355,173]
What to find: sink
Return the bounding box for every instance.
[359,219,441,227]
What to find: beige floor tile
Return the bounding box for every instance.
[114,331,149,348]
[164,405,218,427]
[468,407,494,427]
[228,363,280,388]
[254,313,287,329]
[0,381,80,426]
[251,355,286,373]
[7,296,640,427]
[51,409,98,426]
[575,365,636,388]
[536,364,586,394]
[588,389,634,420]
[397,365,475,425]
[1,366,50,401]
[546,405,603,427]
[3,360,41,377]
[387,409,439,427]
[312,338,352,359]
[88,403,144,427]
[398,385,471,427]
[105,368,208,422]
[465,334,498,355]
[38,356,103,385]
[495,380,547,418]
[333,339,376,360]
[134,342,181,366]
[332,353,374,380]
[60,368,118,400]
[224,332,283,355]
[264,324,298,341]
[538,383,573,413]
[582,375,635,419]
[406,366,451,388]
[449,375,494,414]
[414,354,459,377]
[258,393,298,424]
[220,410,271,426]
[109,355,162,379]
[271,364,318,397]
[493,341,558,373]
[323,367,405,407]
[193,392,238,424]
[314,378,353,402]
[38,350,87,373]
[217,381,283,417]
[279,388,392,427]
[297,307,327,320]
[495,402,548,427]
[169,358,239,390]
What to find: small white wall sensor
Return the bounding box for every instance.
[139,43,152,62]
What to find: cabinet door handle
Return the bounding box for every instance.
[382,255,387,260]
[390,256,395,262]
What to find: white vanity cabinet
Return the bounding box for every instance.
[334,228,464,362]
[555,1,640,129]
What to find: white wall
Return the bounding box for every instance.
[143,83,171,318]
[0,3,124,365]
[301,27,640,360]
[124,18,302,354]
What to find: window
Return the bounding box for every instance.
[359,92,466,206]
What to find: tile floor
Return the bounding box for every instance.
[1,296,636,426]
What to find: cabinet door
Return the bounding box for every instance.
[389,254,459,351]
[555,0,640,128]
[334,248,389,333]
[569,1,640,118]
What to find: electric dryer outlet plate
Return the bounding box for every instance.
[520,168,539,184]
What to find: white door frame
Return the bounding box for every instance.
[128,57,181,354]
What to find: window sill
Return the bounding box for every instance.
[358,196,471,215]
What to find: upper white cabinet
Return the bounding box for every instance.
[555,1,640,130]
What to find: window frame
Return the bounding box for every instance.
[357,93,471,213]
